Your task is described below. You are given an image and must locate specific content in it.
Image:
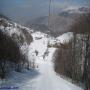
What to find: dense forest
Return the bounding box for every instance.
[54,13,90,90]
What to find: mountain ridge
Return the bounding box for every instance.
[26,6,90,36]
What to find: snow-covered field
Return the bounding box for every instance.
[0,31,83,90]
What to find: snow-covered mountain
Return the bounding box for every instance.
[0,16,33,56]
[26,6,90,36]
[0,15,73,63]
[0,15,84,90]
[0,15,75,64]
[0,28,83,90]
[62,6,90,14]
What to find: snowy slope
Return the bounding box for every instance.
[26,31,83,90]
[0,17,83,90]
[28,31,49,64]
[13,31,84,89]
[48,32,73,48]
[0,17,33,56]
[0,31,83,90]
[27,48,83,90]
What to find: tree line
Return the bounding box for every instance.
[54,13,90,90]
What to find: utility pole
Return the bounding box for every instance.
[48,0,52,33]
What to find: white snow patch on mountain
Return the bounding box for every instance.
[56,32,73,43]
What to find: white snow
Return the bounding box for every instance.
[0,19,83,90]
[24,31,83,90]
[1,43,83,90]
[48,32,74,47]
[62,6,90,14]
[5,46,82,90]
[1,31,83,90]
[28,31,48,63]
[0,17,33,60]
[24,42,83,90]
[56,32,73,43]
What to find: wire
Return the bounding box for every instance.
[48,0,52,32]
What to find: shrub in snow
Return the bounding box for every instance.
[0,30,23,78]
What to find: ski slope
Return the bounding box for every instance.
[21,31,83,90]
[21,47,83,90]
[0,31,83,90]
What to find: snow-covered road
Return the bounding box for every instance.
[0,31,83,90]
[20,32,83,90]
[21,48,83,90]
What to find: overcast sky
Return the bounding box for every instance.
[0,0,90,24]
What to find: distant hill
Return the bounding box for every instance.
[26,6,90,36]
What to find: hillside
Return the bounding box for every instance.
[0,16,33,55]
[26,6,90,36]
[0,15,85,90]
